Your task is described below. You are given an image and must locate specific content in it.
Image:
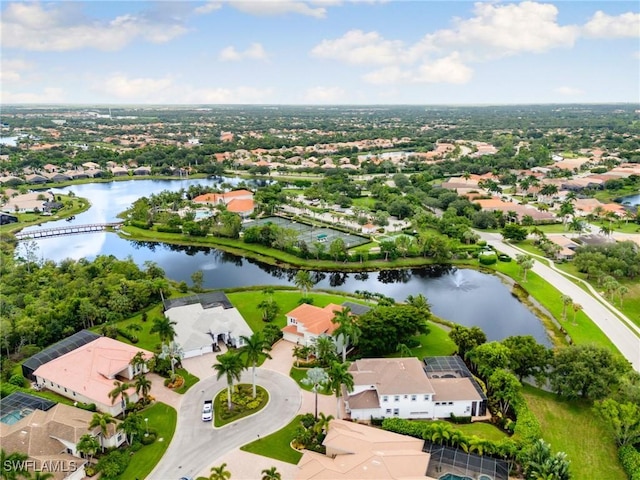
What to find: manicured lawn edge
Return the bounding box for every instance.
[117,402,177,480]
[213,384,269,427]
[240,414,304,464]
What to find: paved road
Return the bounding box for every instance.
[149,369,301,480]
[478,231,640,371]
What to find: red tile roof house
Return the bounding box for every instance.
[281,303,344,346]
[193,189,255,218]
[33,337,153,416]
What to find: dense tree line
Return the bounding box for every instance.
[0,237,168,362]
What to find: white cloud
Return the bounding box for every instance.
[363,53,473,85]
[418,1,579,59]
[554,86,585,96]
[1,87,66,104]
[218,43,269,62]
[582,11,640,38]
[0,2,188,51]
[0,58,32,83]
[91,74,274,103]
[194,2,222,15]
[311,30,406,65]
[303,86,346,103]
[229,1,329,19]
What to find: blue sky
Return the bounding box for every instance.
[1,1,639,105]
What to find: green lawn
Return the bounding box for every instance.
[490,261,619,351]
[289,366,332,394]
[174,368,200,394]
[240,415,304,464]
[118,402,177,480]
[387,323,456,358]
[522,385,625,480]
[351,196,377,208]
[214,384,269,427]
[227,289,371,333]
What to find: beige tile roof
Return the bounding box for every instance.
[296,419,431,480]
[430,378,483,402]
[349,358,435,395]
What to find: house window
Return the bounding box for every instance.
[64,388,67,393]
[424,395,429,401]
[394,395,399,402]
[448,402,453,405]
[411,395,417,401]
[117,434,123,442]
[73,392,76,397]
[393,408,399,415]
[386,409,392,414]
[404,395,408,399]
[382,396,388,402]
[435,402,440,406]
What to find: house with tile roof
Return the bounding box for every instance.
[0,400,124,480]
[33,337,153,416]
[281,303,344,346]
[345,357,485,421]
[193,189,255,218]
[295,419,431,480]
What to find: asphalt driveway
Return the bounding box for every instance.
[149,368,301,480]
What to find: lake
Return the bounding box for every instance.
[17,178,552,345]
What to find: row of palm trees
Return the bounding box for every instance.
[209,462,281,480]
[212,331,273,410]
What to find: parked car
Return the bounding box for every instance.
[202,399,213,422]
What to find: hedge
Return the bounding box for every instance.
[619,445,640,480]
[513,401,541,443]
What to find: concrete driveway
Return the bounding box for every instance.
[149,368,301,480]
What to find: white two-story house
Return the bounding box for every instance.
[345,357,486,421]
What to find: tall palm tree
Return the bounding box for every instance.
[261,467,281,480]
[213,352,245,411]
[331,307,360,362]
[326,361,354,419]
[88,412,117,451]
[571,303,583,325]
[108,380,132,415]
[76,434,100,464]
[560,295,573,321]
[209,463,232,480]
[134,375,152,404]
[239,332,273,398]
[516,254,534,282]
[301,367,329,419]
[294,270,314,297]
[118,411,143,445]
[313,335,337,367]
[129,351,148,375]
[149,316,177,344]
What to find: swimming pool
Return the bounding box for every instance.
[439,474,473,480]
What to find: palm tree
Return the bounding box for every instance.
[599,224,612,237]
[213,352,245,411]
[88,412,117,451]
[118,411,143,445]
[209,463,232,480]
[560,295,573,321]
[1,449,29,480]
[616,285,629,307]
[313,335,337,367]
[261,467,281,480]
[331,307,360,362]
[134,375,152,404]
[76,434,100,464]
[108,380,132,415]
[159,340,185,376]
[571,303,583,325]
[516,254,534,282]
[294,270,314,297]
[326,361,354,419]
[129,351,148,375]
[406,293,431,312]
[239,332,273,398]
[149,316,177,344]
[430,422,454,446]
[301,367,329,419]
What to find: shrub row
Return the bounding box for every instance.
[619,445,640,480]
[156,225,182,234]
[449,413,473,424]
[512,401,541,444]
[116,328,139,344]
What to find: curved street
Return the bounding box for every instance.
[479,231,640,371]
[149,368,301,480]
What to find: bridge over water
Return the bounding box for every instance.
[15,222,123,240]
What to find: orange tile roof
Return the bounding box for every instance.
[193,193,221,203]
[223,189,253,198]
[33,337,153,407]
[226,198,254,213]
[286,303,344,335]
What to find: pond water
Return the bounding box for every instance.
[18,178,551,345]
[617,193,640,208]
